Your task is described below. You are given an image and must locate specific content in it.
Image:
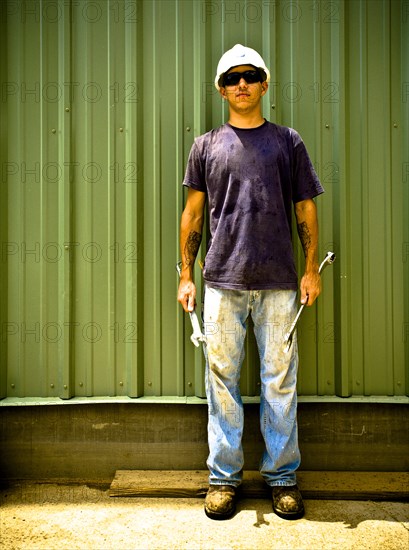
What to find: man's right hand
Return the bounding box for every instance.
[177,279,197,312]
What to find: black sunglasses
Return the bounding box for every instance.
[223,70,262,87]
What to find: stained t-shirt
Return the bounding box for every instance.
[183,120,324,290]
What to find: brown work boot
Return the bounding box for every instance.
[204,485,237,520]
[272,485,304,520]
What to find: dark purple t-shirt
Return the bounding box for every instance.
[183,120,324,290]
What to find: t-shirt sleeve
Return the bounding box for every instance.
[290,129,324,202]
[182,140,207,192]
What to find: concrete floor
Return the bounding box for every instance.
[1,483,408,550]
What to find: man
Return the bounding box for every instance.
[177,44,324,520]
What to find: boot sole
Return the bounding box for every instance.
[272,506,305,520]
[204,504,236,520]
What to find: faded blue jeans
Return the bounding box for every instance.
[203,286,300,488]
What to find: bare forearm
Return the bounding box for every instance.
[295,199,319,273]
[177,188,206,312]
[180,211,203,279]
[295,198,321,305]
[182,227,202,273]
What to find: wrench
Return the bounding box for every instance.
[176,262,206,348]
[283,251,336,353]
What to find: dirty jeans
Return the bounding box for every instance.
[203,286,300,488]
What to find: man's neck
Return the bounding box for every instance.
[227,111,265,129]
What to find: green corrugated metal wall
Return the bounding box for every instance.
[0,0,408,400]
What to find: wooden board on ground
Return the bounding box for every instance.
[109,470,409,501]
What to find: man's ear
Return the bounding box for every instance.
[219,87,227,100]
[261,81,268,96]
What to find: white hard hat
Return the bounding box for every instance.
[214,44,270,91]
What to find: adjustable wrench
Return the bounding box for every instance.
[176,262,206,348]
[283,251,336,353]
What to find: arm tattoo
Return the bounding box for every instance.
[297,222,311,257]
[184,231,202,266]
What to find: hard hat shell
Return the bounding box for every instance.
[214,44,270,91]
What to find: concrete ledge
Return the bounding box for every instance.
[1,395,408,406]
[1,402,408,481]
[109,470,409,501]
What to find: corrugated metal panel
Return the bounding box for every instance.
[0,0,8,397]
[336,0,408,396]
[0,0,407,400]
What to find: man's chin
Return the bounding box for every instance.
[231,102,256,113]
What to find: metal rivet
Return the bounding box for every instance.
[64,245,69,250]
[79,382,83,387]
[148,381,152,386]
[397,381,401,386]
[119,381,123,386]
[65,107,70,112]
[325,124,330,129]
[186,126,191,132]
[11,383,15,389]
[51,129,56,134]
[119,127,123,132]
[50,384,54,388]
[356,380,360,386]
[64,384,68,389]
[271,104,275,109]
[327,380,331,385]
[393,123,398,128]
[188,382,192,387]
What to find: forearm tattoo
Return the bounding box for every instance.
[184,231,202,266]
[297,222,311,257]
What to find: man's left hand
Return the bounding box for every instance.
[300,271,321,306]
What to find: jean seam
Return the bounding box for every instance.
[268,481,297,487]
